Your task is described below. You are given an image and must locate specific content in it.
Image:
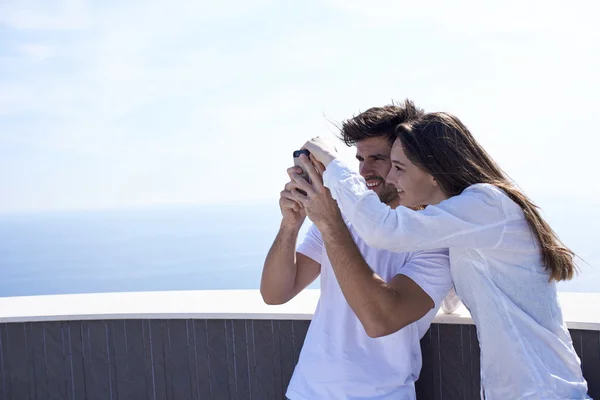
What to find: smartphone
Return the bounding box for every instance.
[293,149,311,195]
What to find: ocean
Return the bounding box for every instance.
[0,202,597,297]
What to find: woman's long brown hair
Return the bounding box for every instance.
[397,112,575,281]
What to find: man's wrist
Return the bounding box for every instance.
[315,213,345,238]
[280,220,302,235]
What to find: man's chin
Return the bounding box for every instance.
[377,190,399,205]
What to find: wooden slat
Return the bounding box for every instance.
[277,320,296,399]
[86,321,113,400]
[141,320,158,400]
[250,320,277,400]
[111,321,132,399]
[129,319,153,399]
[416,327,434,400]
[467,325,481,400]
[106,322,119,400]
[429,324,442,400]
[231,320,251,400]
[26,323,45,400]
[571,329,583,360]
[24,324,38,400]
[271,320,283,399]
[460,324,474,400]
[192,320,212,399]
[223,320,237,400]
[438,324,465,400]
[579,329,600,398]
[25,322,48,399]
[5,324,32,399]
[184,320,200,400]
[0,324,10,400]
[206,320,231,400]
[42,322,69,400]
[80,322,96,399]
[167,320,196,400]
[291,320,310,364]
[148,320,168,400]
[67,322,87,400]
[162,321,175,400]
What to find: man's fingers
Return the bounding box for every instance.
[298,155,324,189]
[286,166,303,180]
[281,189,305,203]
[280,191,304,211]
[290,170,314,195]
[284,181,302,192]
[280,198,301,212]
[311,158,326,175]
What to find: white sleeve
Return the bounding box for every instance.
[323,159,508,253]
[296,223,323,264]
[397,248,453,309]
[441,287,462,314]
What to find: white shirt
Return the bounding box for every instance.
[286,220,453,400]
[323,159,590,400]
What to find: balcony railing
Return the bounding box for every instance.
[0,290,598,399]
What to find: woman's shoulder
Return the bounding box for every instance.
[460,183,505,203]
[427,183,506,220]
[461,183,523,217]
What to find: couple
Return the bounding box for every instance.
[260,100,590,399]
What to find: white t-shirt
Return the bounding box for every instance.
[323,159,590,400]
[286,220,453,400]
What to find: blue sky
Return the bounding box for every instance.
[0,0,598,213]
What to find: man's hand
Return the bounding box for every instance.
[302,137,339,167]
[279,178,306,230]
[289,154,343,231]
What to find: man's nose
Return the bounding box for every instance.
[359,162,372,177]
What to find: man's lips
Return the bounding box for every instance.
[365,176,383,188]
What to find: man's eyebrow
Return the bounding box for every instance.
[356,153,389,160]
[371,153,389,159]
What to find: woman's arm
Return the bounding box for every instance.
[322,160,508,252]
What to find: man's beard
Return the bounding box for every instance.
[377,184,399,205]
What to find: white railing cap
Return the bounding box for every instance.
[0,290,598,330]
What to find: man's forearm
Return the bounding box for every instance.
[260,223,300,304]
[318,217,404,337]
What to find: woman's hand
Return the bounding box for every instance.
[302,137,340,168]
[288,154,343,231]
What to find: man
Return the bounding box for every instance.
[260,100,454,400]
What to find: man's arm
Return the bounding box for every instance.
[261,180,321,305]
[260,223,321,305]
[319,215,446,338]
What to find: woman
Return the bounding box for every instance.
[290,112,589,399]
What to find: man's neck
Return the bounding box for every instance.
[386,197,401,210]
